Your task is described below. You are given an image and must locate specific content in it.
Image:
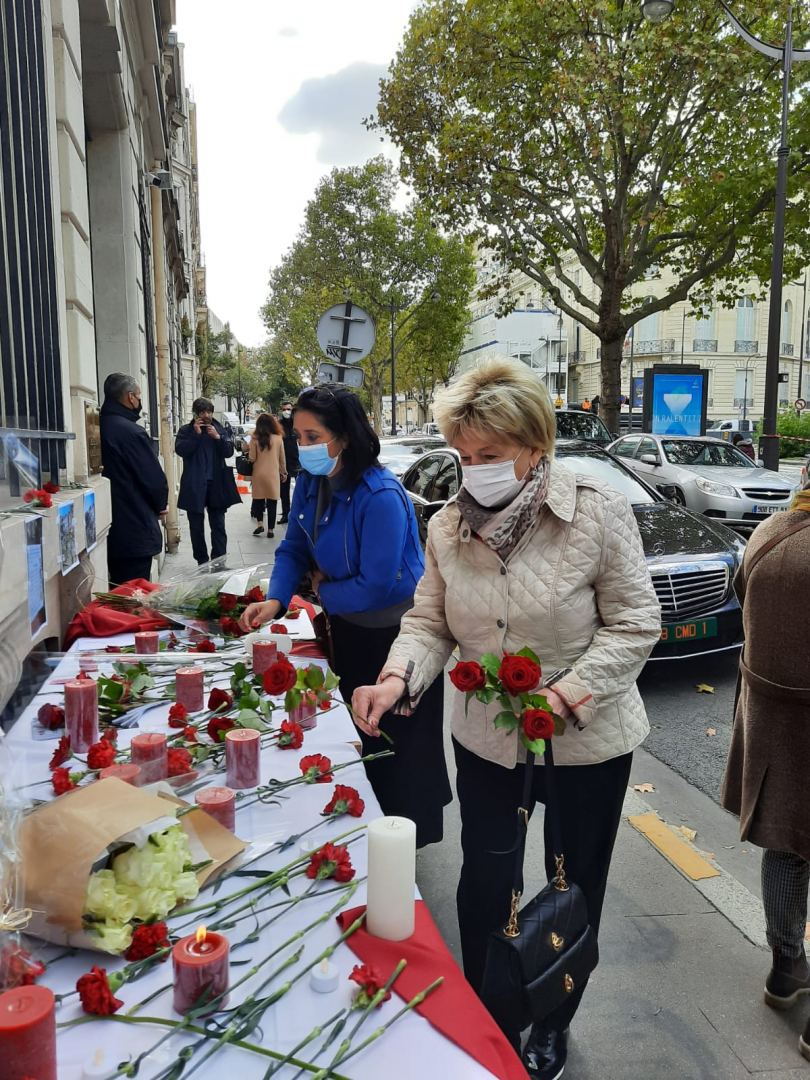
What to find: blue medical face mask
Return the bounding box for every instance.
[298,437,340,476]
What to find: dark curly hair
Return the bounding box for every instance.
[295,386,380,485]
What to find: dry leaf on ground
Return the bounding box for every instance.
[633,783,655,793]
[696,683,715,694]
[706,728,717,737]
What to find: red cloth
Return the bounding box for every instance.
[337,902,526,1080]
[64,580,170,648]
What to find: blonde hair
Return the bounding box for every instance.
[433,358,556,454]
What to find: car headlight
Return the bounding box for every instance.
[694,476,739,498]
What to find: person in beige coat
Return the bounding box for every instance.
[352,360,661,1079]
[248,413,287,537]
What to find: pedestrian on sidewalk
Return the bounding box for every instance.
[278,401,300,524]
[175,398,241,565]
[99,372,168,586]
[350,360,661,1079]
[248,412,287,538]
[721,477,810,1063]
[239,385,451,849]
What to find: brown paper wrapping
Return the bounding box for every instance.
[20,778,246,950]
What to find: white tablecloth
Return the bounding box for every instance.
[5,634,496,1080]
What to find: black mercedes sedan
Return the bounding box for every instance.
[399,440,746,660]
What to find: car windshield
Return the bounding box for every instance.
[662,440,754,467]
[555,413,610,443]
[558,449,657,505]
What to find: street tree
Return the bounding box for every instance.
[195,319,235,399]
[377,0,810,432]
[210,348,268,421]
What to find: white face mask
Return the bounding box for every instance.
[281,409,292,419]
[461,453,532,508]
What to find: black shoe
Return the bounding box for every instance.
[278,516,288,524]
[266,529,275,538]
[800,1015,810,1062]
[765,951,810,1009]
[523,1026,568,1080]
[252,525,264,536]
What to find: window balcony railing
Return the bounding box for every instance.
[733,397,754,408]
[781,342,795,356]
[570,350,587,362]
[734,340,758,353]
[623,338,676,355]
[693,338,718,352]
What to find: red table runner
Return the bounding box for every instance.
[64,580,169,647]
[337,902,527,1080]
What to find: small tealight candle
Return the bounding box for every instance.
[252,639,278,675]
[195,786,236,832]
[172,928,229,1015]
[64,678,98,753]
[299,836,321,854]
[309,957,339,994]
[289,697,317,731]
[81,1046,118,1079]
[175,666,204,712]
[130,732,168,784]
[225,728,260,789]
[0,985,57,1080]
[134,631,160,654]
[99,763,141,786]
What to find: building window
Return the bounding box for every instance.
[736,296,756,342]
[734,368,754,408]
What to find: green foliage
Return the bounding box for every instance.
[755,409,810,457]
[377,0,810,431]
[210,348,269,418]
[196,320,235,399]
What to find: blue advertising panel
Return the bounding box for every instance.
[648,371,707,436]
[632,377,644,409]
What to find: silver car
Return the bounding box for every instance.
[609,433,798,528]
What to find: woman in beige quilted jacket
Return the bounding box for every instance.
[352,360,661,1079]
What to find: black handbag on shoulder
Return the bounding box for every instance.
[480,740,599,1034]
[235,454,253,477]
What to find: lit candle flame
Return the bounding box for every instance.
[196,925,207,946]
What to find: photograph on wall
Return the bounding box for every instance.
[650,372,706,437]
[25,516,46,637]
[84,490,97,551]
[58,501,79,575]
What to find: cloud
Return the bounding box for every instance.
[278,61,388,165]
[278,26,298,37]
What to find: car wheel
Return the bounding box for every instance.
[667,487,687,506]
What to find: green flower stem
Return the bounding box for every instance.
[208,878,363,937]
[235,752,393,812]
[261,1008,348,1079]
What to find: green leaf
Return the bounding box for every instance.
[283,688,300,712]
[475,687,497,706]
[492,710,519,732]
[305,666,325,690]
[520,733,547,755]
[553,713,567,737]
[323,670,340,691]
[237,710,266,730]
[480,653,501,679]
[515,646,542,666]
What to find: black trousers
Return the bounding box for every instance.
[108,554,153,587]
[251,499,277,530]
[279,470,298,518]
[187,508,227,565]
[454,738,632,1040]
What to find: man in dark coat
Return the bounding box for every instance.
[277,400,300,524]
[100,372,169,586]
[175,397,241,564]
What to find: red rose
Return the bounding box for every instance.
[42,481,60,495]
[498,654,542,696]
[522,708,555,743]
[76,966,123,1015]
[218,593,239,612]
[183,726,198,743]
[123,922,170,963]
[0,943,46,988]
[191,638,216,653]
[276,719,304,749]
[305,842,355,883]
[449,660,487,693]
[52,767,78,795]
[207,687,233,713]
[219,616,244,637]
[322,784,365,819]
[38,491,53,508]
[37,703,65,730]
[22,489,34,503]
[207,716,236,744]
[348,963,391,1007]
[299,753,333,784]
[168,702,189,728]
[167,747,193,777]
[318,694,333,711]
[245,586,265,603]
[269,623,289,634]
[263,658,297,696]
[49,735,72,770]
[87,739,116,770]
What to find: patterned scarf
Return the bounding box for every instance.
[456,457,551,561]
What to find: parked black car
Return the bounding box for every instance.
[554,409,614,446]
[400,440,746,660]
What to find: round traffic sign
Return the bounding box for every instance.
[316,302,376,365]
[796,397,807,412]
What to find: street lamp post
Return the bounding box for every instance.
[680,309,687,365]
[556,314,564,404]
[794,274,808,402]
[642,0,810,470]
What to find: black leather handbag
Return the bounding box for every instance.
[480,741,599,1034]
[235,454,253,477]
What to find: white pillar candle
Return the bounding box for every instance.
[365,815,416,941]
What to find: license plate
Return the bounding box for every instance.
[660,617,718,644]
[753,504,788,515]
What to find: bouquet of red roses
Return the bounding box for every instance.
[449,649,565,753]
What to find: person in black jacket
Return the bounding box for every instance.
[100,372,169,586]
[175,398,241,564]
[277,401,300,524]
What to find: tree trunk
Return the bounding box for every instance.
[599,339,624,436]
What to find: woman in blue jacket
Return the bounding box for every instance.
[240,385,450,845]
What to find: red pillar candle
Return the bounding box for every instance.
[130,733,168,783]
[175,666,204,712]
[0,985,57,1080]
[195,786,236,831]
[99,763,142,785]
[225,728,260,789]
[134,630,160,654]
[172,929,229,1015]
[64,678,98,752]
[289,698,317,731]
[252,640,278,675]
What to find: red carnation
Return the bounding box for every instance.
[191,638,216,653]
[49,735,72,770]
[183,726,198,743]
[449,660,487,694]
[37,703,65,730]
[299,754,333,784]
[207,716,236,744]
[219,616,244,637]
[269,623,289,634]
[263,658,297,696]
[42,481,60,495]
[245,586,265,603]
[276,719,304,750]
[0,943,46,989]
[207,687,233,713]
[322,784,365,819]
[522,708,555,743]
[218,593,239,612]
[498,654,542,696]
[52,767,78,795]
[123,922,170,963]
[318,694,333,711]
[168,702,189,727]
[87,739,116,771]
[76,966,123,1015]
[167,747,193,777]
[22,489,34,503]
[286,605,301,619]
[348,963,391,1008]
[305,842,355,883]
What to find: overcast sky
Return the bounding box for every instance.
[177,0,418,346]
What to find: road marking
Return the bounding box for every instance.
[628,812,721,881]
